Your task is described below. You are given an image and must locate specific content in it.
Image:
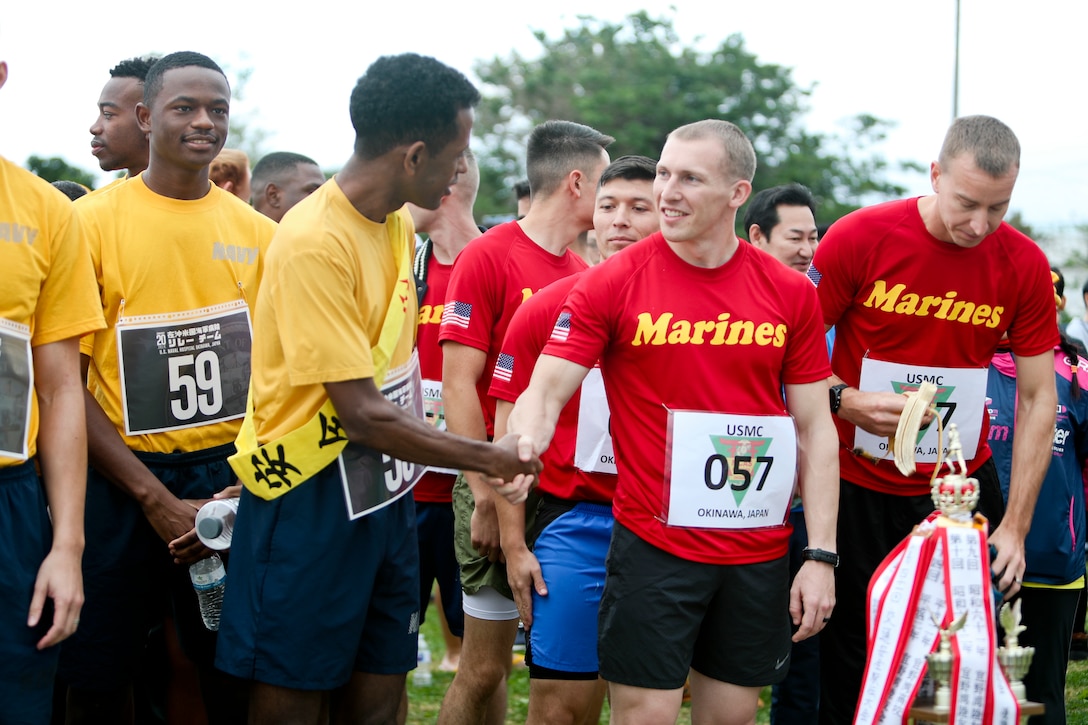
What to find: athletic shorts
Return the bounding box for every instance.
[0,460,59,723]
[453,473,540,599]
[527,499,613,679]
[598,523,791,690]
[57,444,235,691]
[416,500,464,637]
[216,461,419,690]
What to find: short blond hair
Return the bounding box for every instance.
[668,119,756,182]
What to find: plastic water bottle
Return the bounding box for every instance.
[195,497,240,550]
[412,633,433,686]
[189,553,226,631]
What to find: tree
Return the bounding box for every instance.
[26,155,98,189]
[471,12,918,224]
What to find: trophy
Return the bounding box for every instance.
[930,424,980,522]
[998,599,1035,703]
[926,611,968,713]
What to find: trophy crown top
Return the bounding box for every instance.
[931,424,979,518]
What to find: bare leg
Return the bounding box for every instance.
[436,615,518,725]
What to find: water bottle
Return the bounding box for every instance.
[189,553,226,631]
[412,632,433,686]
[195,497,240,551]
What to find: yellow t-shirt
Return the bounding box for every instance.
[250,178,417,442]
[77,174,276,453]
[0,155,105,465]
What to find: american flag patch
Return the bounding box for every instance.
[805,264,822,287]
[441,300,472,329]
[493,353,515,383]
[550,312,572,342]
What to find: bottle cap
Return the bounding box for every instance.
[198,517,224,539]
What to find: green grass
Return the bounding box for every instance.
[407,601,1088,723]
[405,601,772,724]
[1067,659,1088,723]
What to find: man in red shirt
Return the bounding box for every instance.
[506,120,839,724]
[811,115,1059,724]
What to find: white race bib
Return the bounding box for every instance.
[855,359,987,463]
[574,367,616,474]
[664,410,796,529]
[0,318,33,460]
[116,300,252,435]
[421,377,457,476]
[341,350,426,520]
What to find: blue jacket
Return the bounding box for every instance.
[986,349,1088,585]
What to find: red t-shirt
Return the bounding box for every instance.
[489,273,616,504]
[439,221,588,436]
[414,250,456,503]
[542,234,831,565]
[813,197,1059,495]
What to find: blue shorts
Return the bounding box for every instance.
[416,501,464,637]
[216,460,420,690]
[0,460,59,723]
[527,499,613,678]
[57,444,235,691]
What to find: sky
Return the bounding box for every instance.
[3,0,1086,234]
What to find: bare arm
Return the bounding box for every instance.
[785,379,839,643]
[441,341,506,550]
[31,338,87,648]
[508,354,590,460]
[324,377,538,486]
[81,355,210,563]
[492,398,546,624]
[989,350,1057,597]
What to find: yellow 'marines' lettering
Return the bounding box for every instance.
[863,279,1002,329]
[632,312,786,348]
[418,304,443,325]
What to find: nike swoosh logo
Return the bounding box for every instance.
[774,655,790,670]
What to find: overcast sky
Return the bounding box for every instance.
[3,0,1085,233]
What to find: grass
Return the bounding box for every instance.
[405,601,772,724]
[407,601,1088,723]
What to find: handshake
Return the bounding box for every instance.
[483,433,543,504]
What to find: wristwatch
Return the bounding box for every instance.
[829,383,849,415]
[802,547,840,568]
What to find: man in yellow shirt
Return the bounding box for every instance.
[215,53,539,724]
[0,55,105,723]
[58,51,276,723]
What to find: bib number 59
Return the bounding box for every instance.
[168,351,223,421]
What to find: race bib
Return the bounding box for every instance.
[855,359,987,463]
[117,301,252,435]
[421,377,457,476]
[341,351,426,519]
[664,410,796,529]
[0,319,33,460]
[574,367,616,474]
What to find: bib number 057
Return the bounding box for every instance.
[704,454,774,492]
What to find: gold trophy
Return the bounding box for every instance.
[926,611,968,713]
[998,599,1035,703]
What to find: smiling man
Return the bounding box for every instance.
[504,120,839,725]
[744,183,819,274]
[58,51,277,723]
[811,115,1059,724]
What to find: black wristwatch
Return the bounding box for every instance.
[802,547,840,568]
[829,383,849,415]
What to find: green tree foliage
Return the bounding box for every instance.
[26,155,98,189]
[471,12,919,224]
